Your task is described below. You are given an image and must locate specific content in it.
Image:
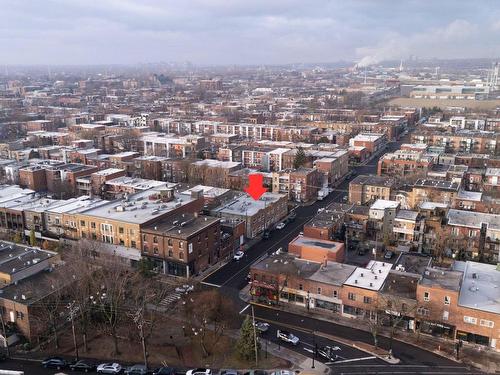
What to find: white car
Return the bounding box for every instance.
[276,222,286,230]
[277,329,299,345]
[186,369,212,375]
[97,363,122,374]
[233,251,244,261]
[175,284,194,293]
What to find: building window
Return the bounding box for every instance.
[153,236,158,244]
[119,239,125,246]
[153,247,158,255]
[317,287,322,295]
[480,319,494,328]
[168,250,173,257]
[443,311,449,321]
[298,284,303,291]
[80,220,86,227]
[101,223,113,233]
[16,311,24,320]
[423,291,430,301]
[179,241,183,248]
[333,290,338,298]
[168,239,173,246]
[444,296,451,305]
[131,241,136,248]
[417,307,429,316]
[463,316,477,325]
[363,296,371,304]
[91,222,96,229]
[102,234,113,244]
[348,292,356,301]
[179,252,184,260]
[119,227,124,234]
[143,234,147,242]
[143,245,148,253]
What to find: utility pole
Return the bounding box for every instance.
[131,308,148,368]
[311,330,316,369]
[67,301,80,361]
[251,305,258,367]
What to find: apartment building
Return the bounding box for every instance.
[377,150,434,178]
[142,133,206,158]
[349,133,387,155]
[409,179,461,209]
[141,213,221,278]
[411,131,499,155]
[349,175,396,205]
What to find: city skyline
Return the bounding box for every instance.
[2,0,500,66]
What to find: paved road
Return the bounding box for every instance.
[200,134,487,374]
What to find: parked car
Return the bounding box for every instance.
[254,321,270,333]
[220,370,239,375]
[276,330,299,345]
[186,369,212,375]
[152,367,177,375]
[97,362,123,374]
[70,360,96,372]
[288,212,296,222]
[262,230,271,239]
[175,284,194,293]
[125,364,148,374]
[276,222,286,230]
[384,250,395,259]
[42,357,67,370]
[270,371,294,375]
[233,251,244,261]
[242,372,267,375]
[317,345,341,361]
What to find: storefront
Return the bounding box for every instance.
[418,320,455,338]
[314,298,341,313]
[251,281,279,305]
[456,330,490,347]
[379,310,415,331]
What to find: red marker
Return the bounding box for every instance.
[244,173,267,200]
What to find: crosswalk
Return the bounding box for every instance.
[159,292,181,307]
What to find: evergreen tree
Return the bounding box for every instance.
[293,147,307,169]
[29,229,37,247]
[236,316,259,361]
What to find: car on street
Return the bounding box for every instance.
[152,367,177,375]
[175,284,194,293]
[270,371,294,375]
[70,360,96,372]
[384,250,395,259]
[276,222,285,230]
[186,369,212,375]
[276,330,299,345]
[233,251,244,261]
[288,212,296,222]
[317,345,341,361]
[220,370,239,375]
[41,357,67,370]
[97,362,123,374]
[254,321,270,333]
[125,364,148,374]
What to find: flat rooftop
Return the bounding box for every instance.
[0,241,57,277]
[308,262,356,286]
[380,271,419,300]
[211,192,285,217]
[453,261,500,314]
[344,260,392,291]
[290,236,344,252]
[371,199,399,210]
[350,175,395,187]
[92,168,125,176]
[106,176,168,191]
[447,209,500,231]
[393,252,432,275]
[143,213,219,239]
[420,267,462,291]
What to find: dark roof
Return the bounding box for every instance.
[142,213,219,239]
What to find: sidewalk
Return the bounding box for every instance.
[240,286,500,373]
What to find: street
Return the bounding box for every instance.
[199,137,486,374]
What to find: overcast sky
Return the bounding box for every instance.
[1,0,500,66]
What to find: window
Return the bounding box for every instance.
[80,220,86,227]
[101,223,113,232]
[401,303,407,312]
[119,227,124,234]
[443,311,449,321]
[16,311,24,320]
[417,307,429,316]
[102,234,113,244]
[363,296,371,304]
[119,239,125,246]
[333,290,338,298]
[131,241,136,248]
[143,234,147,241]
[179,252,184,260]
[168,250,173,257]
[153,247,158,255]
[91,222,96,229]
[480,319,494,328]
[317,287,322,295]
[153,236,158,243]
[168,239,173,246]
[444,296,451,305]
[143,245,149,253]
[463,316,477,325]
[179,241,183,248]
[423,291,430,302]
[348,292,356,301]
[298,284,303,291]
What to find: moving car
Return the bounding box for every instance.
[97,362,123,374]
[70,360,96,372]
[254,321,270,333]
[317,345,341,361]
[276,330,299,345]
[125,364,148,374]
[233,251,244,261]
[42,357,67,370]
[276,222,286,230]
[186,369,212,375]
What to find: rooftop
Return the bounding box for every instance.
[420,267,462,291]
[453,261,500,314]
[308,262,357,286]
[371,199,399,210]
[447,209,500,231]
[344,260,392,291]
[92,168,126,177]
[393,252,432,275]
[0,241,57,279]
[143,213,219,239]
[413,179,460,191]
[380,271,419,300]
[106,176,169,191]
[290,236,344,253]
[350,175,395,187]
[211,192,285,217]
[395,210,418,222]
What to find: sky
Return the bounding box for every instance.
[1,0,500,66]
